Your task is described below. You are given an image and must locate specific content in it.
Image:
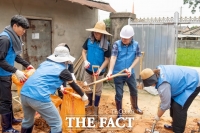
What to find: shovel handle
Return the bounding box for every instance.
[151,120,157,132]
[92,65,99,106]
[87,69,128,86]
[63,90,81,99]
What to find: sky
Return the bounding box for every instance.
[98,0,200,26]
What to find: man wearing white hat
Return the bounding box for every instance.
[20,46,88,133]
[107,25,143,119]
[82,21,112,110]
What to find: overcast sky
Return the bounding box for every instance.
[98,0,200,21]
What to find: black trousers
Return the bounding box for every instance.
[0,76,12,114]
[170,86,200,133]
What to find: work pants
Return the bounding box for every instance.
[170,86,200,133]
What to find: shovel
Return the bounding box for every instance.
[85,65,100,122]
[84,69,128,87]
[138,52,145,89]
[144,120,159,133]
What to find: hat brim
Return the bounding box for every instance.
[120,32,134,39]
[86,28,112,36]
[47,54,75,63]
[142,74,158,87]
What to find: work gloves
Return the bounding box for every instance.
[71,73,76,82]
[15,70,27,83]
[81,93,88,101]
[106,70,112,80]
[154,115,160,121]
[84,60,90,69]
[60,85,65,92]
[26,65,34,70]
[125,67,131,78]
[93,68,102,77]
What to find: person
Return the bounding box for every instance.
[140,65,200,133]
[20,46,88,133]
[82,21,111,109]
[0,15,34,133]
[56,43,76,99]
[106,25,143,119]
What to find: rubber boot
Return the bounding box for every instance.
[115,100,122,118]
[94,95,101,122]
[11,105,22,125]
[94,95,101,107]
[130,96,143,115]
[85,93,93,107]
[12,111,22,125]
[164,124,173,130]
[1,112,20,133]
[21,125,34,133]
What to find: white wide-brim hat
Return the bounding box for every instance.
[47,46,75,63]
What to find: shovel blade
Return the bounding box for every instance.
[85,106,99,121]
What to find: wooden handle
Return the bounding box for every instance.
[87,69,128,86]
[92,65,99,106]
[63,90,81,99]
[140,52,145,73]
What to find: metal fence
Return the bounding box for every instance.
[128,13,179,78]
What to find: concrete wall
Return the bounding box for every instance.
[0,0,98,60]
[110,12,136,45]
[178,40,200,49]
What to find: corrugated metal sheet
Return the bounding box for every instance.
[129,20,176,78]
[65,0,116,13]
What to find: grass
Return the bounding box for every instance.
[176,48,200,67]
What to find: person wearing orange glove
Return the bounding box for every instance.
[82,21,112,109]
[0,15,34,133]
[106,25,143,120]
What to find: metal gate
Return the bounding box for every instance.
[22,19,52,68]
[129,12,179,78]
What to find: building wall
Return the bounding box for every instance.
[0,0,98,61]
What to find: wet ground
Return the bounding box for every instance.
[1,82,200,133]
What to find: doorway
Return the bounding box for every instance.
[22,19,52,68]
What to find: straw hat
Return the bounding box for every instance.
[47,46,75,63]
[140,68,154,80]
[140,68,158,87]
[86,21,112,36]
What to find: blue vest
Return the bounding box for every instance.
[113,40,138,74]
[156,65,199,107]
[87,39,108,72]
[0,31,16,76]
[21,60,66,102]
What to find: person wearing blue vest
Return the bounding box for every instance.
[82,21,112,112]
[106,25,143,119]
[0,15,33,133]
[20,46,88,133]
[140,65,200,133]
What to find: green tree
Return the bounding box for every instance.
[183,0,200,14]
[103,19,110,27]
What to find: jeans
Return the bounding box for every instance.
[21,95,62,132]
[114,74,137,101]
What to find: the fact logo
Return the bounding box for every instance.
[65,117,134,128]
